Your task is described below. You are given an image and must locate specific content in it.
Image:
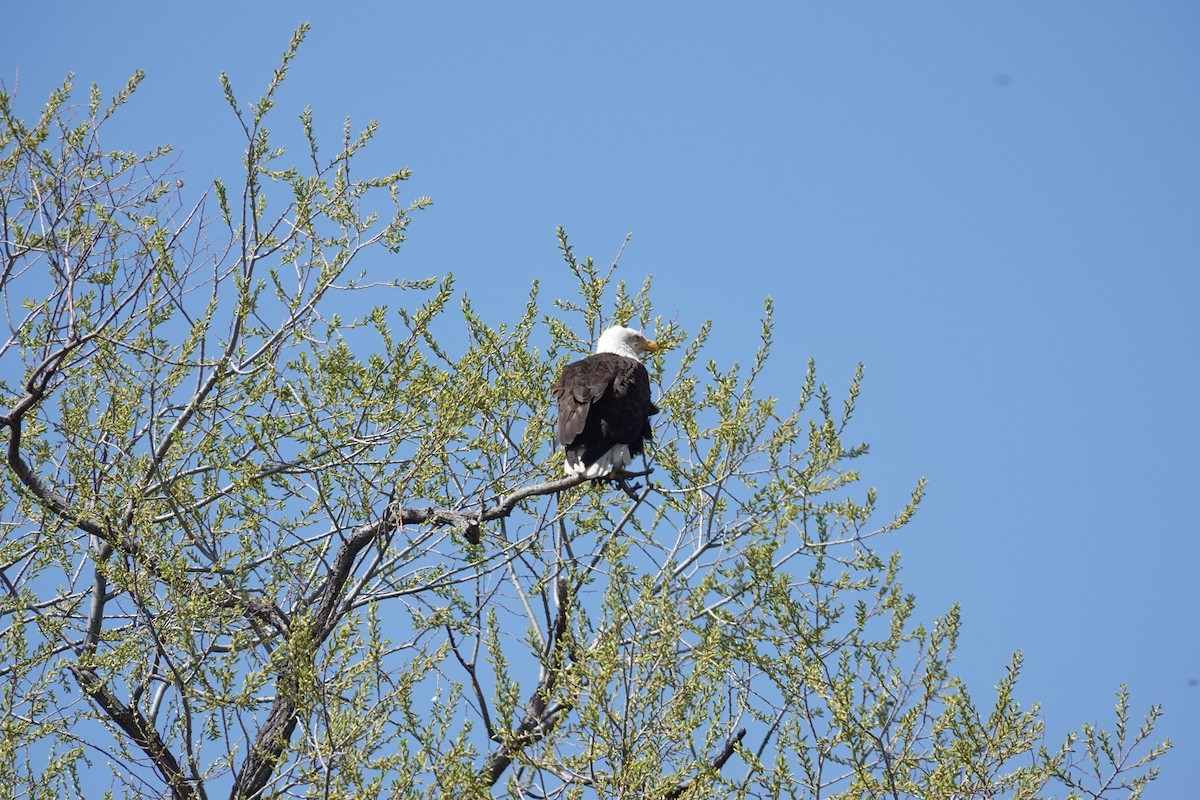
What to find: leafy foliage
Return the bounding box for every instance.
[0,27,1169,800]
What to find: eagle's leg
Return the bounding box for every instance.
[614,475,641,499]
[609,465,652,499]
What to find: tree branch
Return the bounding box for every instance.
[241,470,627,794]
[4,405,109,540]
[664,727,747,800]
[230,691,299,800]
[482,572,573,785]
[396,469,650,544]
[69,666,198,800]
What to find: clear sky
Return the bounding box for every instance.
[7,1,1198,793]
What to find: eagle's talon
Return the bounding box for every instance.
[614,477,642,499]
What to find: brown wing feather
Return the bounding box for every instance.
[551,352,657,466]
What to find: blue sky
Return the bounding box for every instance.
[7,1,1198,793]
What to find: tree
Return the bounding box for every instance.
[1,27,1169,800]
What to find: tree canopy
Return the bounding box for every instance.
[0,27,1169,800]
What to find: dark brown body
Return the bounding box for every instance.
[551,352,658,473]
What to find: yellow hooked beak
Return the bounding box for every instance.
[640,337,659,355]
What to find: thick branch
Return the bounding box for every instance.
[4,408,108,540]
[230,694,299,800]
[664,727,748,800]
[70,666,198,800]
[482,570,573,785]
[395,473,587,544]
[397,469,649,544]
[240,470,648,793]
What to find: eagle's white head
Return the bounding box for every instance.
[596,326,659,362]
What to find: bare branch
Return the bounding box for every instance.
[482,570,573,785]
[664,727,747,800]
[69,666,199,800]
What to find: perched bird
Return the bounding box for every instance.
[551,326,659,478]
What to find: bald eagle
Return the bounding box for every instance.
[552,326,659,478]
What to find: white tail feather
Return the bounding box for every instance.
[564,444,632,478]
